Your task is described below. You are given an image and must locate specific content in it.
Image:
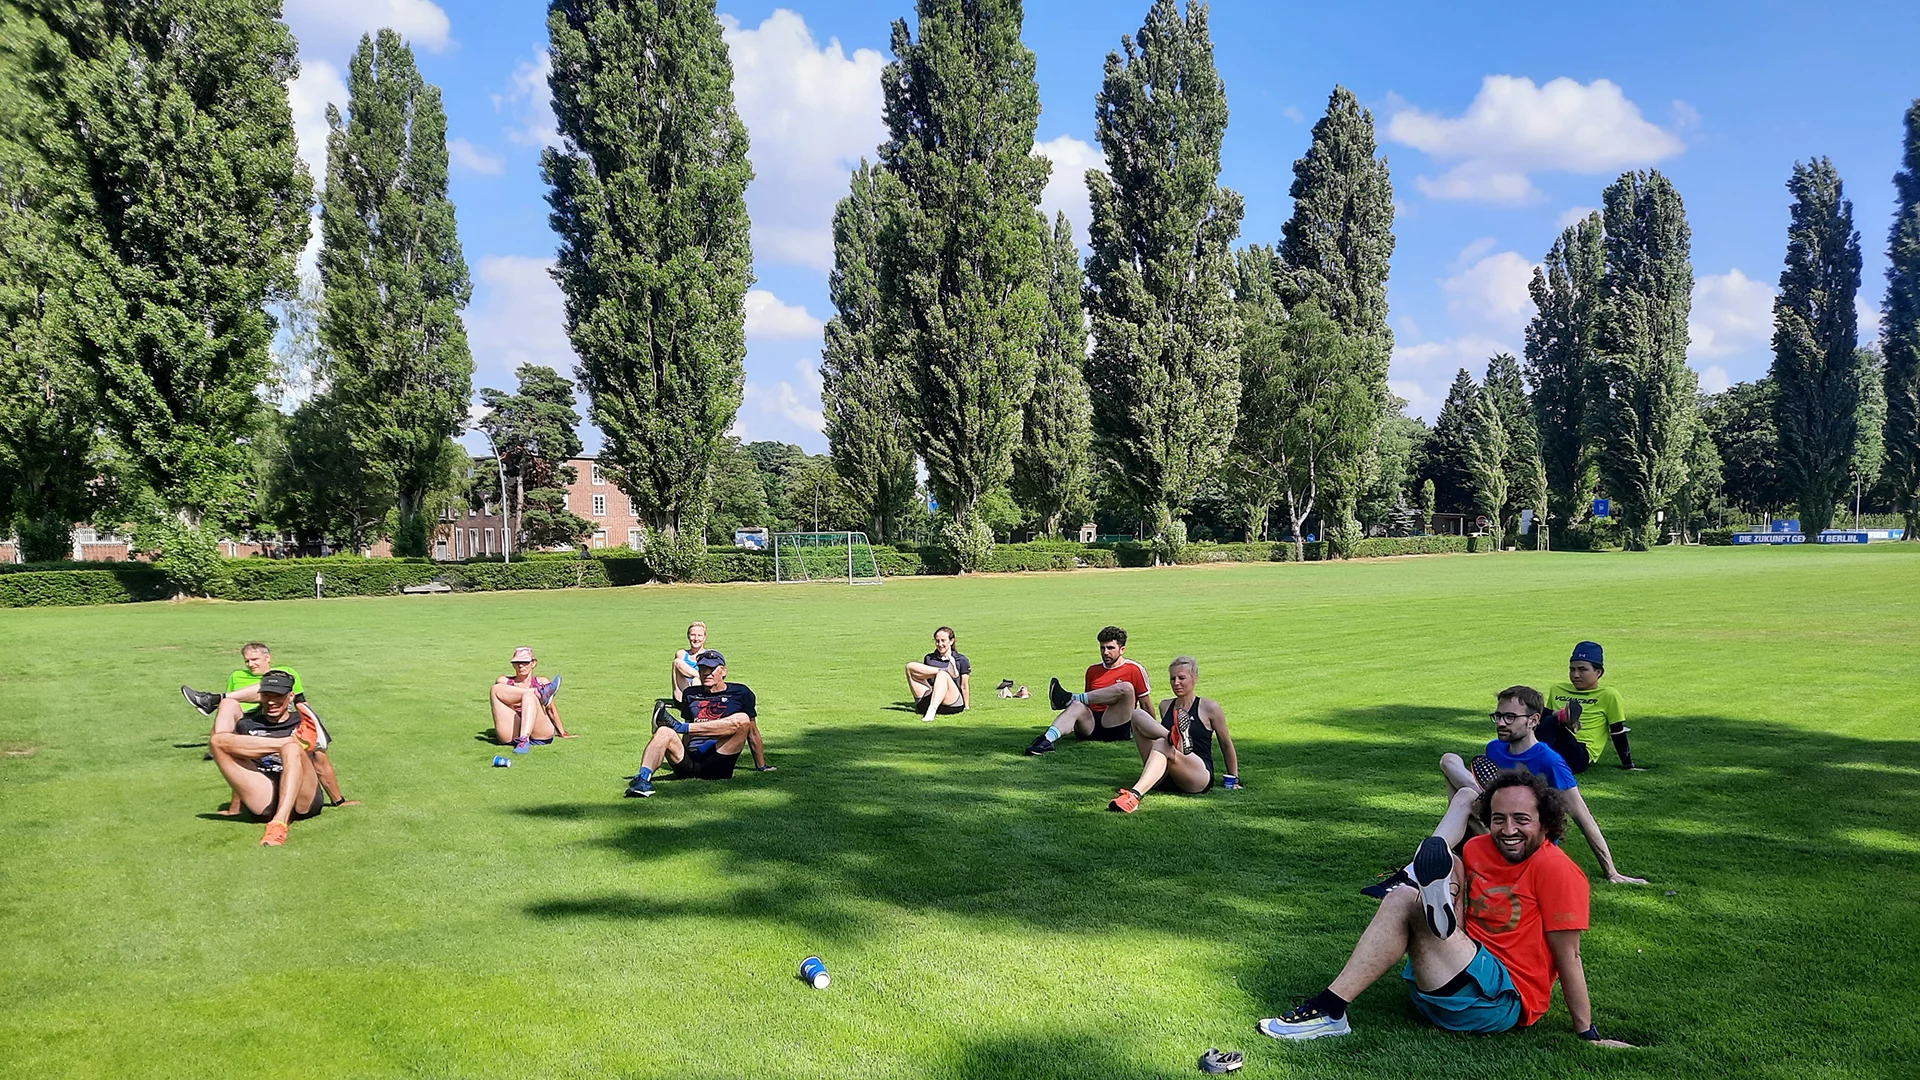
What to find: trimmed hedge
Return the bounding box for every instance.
[0,566,170,606]
[1699,528,1736,546]
[1350,535,1474,558]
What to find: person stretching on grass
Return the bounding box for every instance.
[492,646,568,753]
[625,651,773,798]
[1539,641,1641,772]
[905,626,972,722]
[1436,687,1645,885]
[1108,657,1241,812]
[671,622,709,702]
[1025,626,1154,755]
[208,669,325,847]
[185,643,353,812]
[1258,771,1636,1048]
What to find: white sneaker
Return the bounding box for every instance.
[1256,1006,1351,1040]
[1412,834,1457,939]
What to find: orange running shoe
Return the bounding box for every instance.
[260,822,288,846]
[1107,787,1141,813]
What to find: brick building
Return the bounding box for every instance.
[434,454,647,560]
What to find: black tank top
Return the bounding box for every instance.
[1163,697,1214,771]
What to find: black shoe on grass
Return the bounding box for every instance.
[1025,735,1056,756]
[1359,865,1413,899]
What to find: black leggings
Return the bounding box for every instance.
[1538,719,1592,774]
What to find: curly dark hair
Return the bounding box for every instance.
[1477,769,1567,844]
[1097,625,1128,646]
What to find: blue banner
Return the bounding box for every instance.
[1593,498,1610,518]
[1816,531,1870,544]
[1732,532,1805,545]
[1770,519,1800,533]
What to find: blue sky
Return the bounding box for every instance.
[282,0,1920,452]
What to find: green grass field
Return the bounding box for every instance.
[3,547,1918,1079]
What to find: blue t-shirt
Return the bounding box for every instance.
[1483,738,1577,790]
[922,651,970,677]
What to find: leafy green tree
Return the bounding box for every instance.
[1463,375,1510,546]
[875,0,1049,567]
[319,30,474,556]
[1224,246,1287,541]
[1083,0,1242,553]
[1851,347,1886,497]
[544,0,753,545]
[0,7,100,561]
[1883,100,1920,539]
[40,0,312,559]
[1700,379,1786,518]
[1014,212,1095,539]
[1279,86,1395,553]
[268,389,394,552]
[1669,412,1724,541]
[747,441,811,530]
[477,364,591,552]
[1593,170,1697,549]
[1423,368,1481,516]
[1357,406,1425,533]
[821,161,916,542]
[704,437,771,545]
[1525,212,1605,529]
[1768,158,1863,534]
[1485,352,1544,543]
[1419,477,1436,534]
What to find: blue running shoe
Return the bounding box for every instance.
[538,675,561,706]
[624,776,655,798]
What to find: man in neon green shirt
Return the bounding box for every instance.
[183,643,354,810]
[1540,641,1639,772]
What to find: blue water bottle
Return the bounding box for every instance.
[799,955,830,989]
[492,755,512,768]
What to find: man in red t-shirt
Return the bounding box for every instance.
[1257,772,1635,1049]
[1024,626,1154,756]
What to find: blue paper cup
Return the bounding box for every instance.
[492,756,512,768]
[799,955,830,989]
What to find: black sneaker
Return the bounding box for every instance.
[624,776,655,798]
[1359,865,1413,899]
[181,685,221,716]
[1047,677,1072,710]
[652,699,679,730]
[1412,835,1457,939]
[1469,754,1503,790]
[1025,735,1056,756]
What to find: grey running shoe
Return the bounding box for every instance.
[181,685,221,716]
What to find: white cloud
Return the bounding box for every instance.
[460,256,575,393]
[1392,335,1512,372]
[495,51,558,150]
[1858,294,1883,346]
[1443,248,1537,339]
[1035,134,1104,244]
[1556,205,1601,229]
[1690,269,1775,360]
[1699,365,1732,394]
[734,360,827,440]
[1672,99,1703,130]
[722,11,887,271]
[1388,76,1684,204]
[288,59,346,186]
[1389,378,1446,423]
[743,289,824,340]
[448,138,505,176]
[1282,105,1305,124]
[284,0,453,54]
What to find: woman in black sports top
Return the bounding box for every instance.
[1107,655,1240,813]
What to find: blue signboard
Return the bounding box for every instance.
[1816,531,1870,544]
[1592,498,1610,518]
[1770,519,1800,533]
[1732,532,1805,545]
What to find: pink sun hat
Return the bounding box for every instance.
[510,646,536,663]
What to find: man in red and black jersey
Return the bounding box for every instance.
[1025,626,1155,755]
[625,651,773,798]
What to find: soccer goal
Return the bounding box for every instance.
[772,532,883,585]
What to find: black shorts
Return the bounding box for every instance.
[1079,714,1135,742]
[933,701,966,716]
[255,766,323,821]
[1539,721,1592,773]
[673,738,741,780]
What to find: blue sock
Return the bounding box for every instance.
[671,720,690,734]
[1071,691,1088,704]
[1044,724,1063,743]
[637,766,653,782]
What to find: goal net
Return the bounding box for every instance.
[773,532,883,585]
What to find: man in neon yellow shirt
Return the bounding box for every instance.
[1540,641,1638,773]
[183,643,354,809]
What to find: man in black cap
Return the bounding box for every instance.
[207,669,323,846]
[625,650,772,797]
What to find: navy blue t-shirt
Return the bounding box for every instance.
[1484,738,1577,790]
[922,651,971,677]
[682,682,757,722]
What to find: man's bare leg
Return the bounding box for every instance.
[639,726,686,774]
[1440,752,1480,796]
[1327,872,1480,1001]
[209,733,280,817]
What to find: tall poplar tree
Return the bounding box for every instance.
[545,0,753,547]
[1083,0,1242,553]
[1769,158,1862,534]
[876,0,1050,566]
[1014,211,1094,538]
[1463,377,1510,546]
[1594,170,1696,550]
[47,0,312,555]
[319,30,473,556]
[821,162,915,542]
[1525,212,1605,530]
[1485,352,1544,543]
[1280,86,1394,552]
[1884,100,1920,539]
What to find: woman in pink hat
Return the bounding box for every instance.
[491,646,569,752]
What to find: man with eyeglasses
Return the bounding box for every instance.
[1432,686,1645,886]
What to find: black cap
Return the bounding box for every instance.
[694,649,726,669]
[258,669,296,695]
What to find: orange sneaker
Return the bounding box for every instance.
[1108,787,1141,813]
[260,822,288,846]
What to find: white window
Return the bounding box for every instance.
[592,494,606,516]
[627,527,642,549]
[627,497,637,517]
[593,529,607,548]
[434,539,448,560]
[591,463,605,485]
[468,507,476,518]
[484,528,494,556]
[467,529,477,557]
